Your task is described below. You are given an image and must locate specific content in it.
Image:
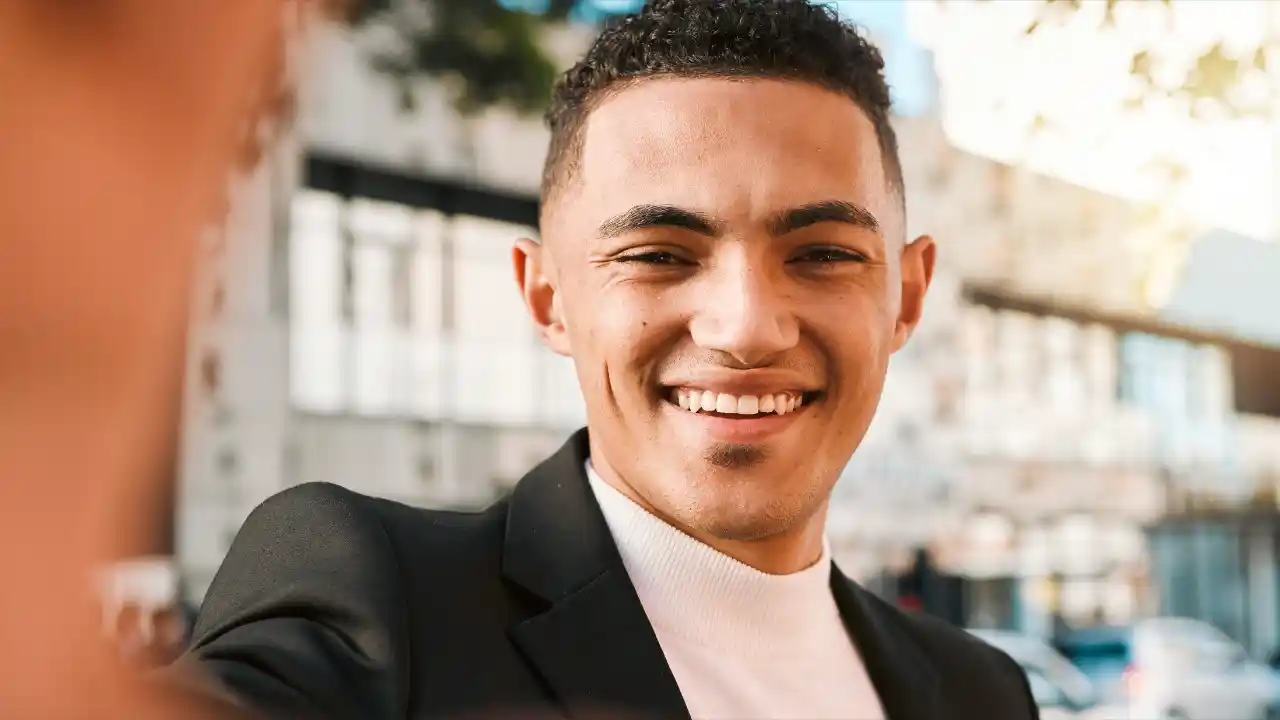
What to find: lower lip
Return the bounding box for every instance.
[662,400,808,443]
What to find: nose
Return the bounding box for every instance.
[688,256,799,367]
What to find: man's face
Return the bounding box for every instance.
[518,78,933,547]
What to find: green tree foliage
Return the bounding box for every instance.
[1024,0,1275,123]
[342,0,584,116]
[345,0,1276,127]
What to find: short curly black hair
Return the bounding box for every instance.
[541,0,902,205]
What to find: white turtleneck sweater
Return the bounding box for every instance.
[586,461,886,720]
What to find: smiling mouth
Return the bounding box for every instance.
[666,387,820,417]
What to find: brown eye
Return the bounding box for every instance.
[617,251,691,266]
[791,247,868,265]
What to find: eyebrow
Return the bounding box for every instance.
[595,200,880,240]
[766,200,881,236]
[596,204,719,239]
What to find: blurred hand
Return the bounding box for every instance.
[0,1,290,716]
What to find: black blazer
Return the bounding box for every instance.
[177,429,1039,720]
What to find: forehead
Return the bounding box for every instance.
[558,77,894,237]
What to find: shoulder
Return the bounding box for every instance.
[236,481,382,536]
[190,482,491,717]
[188,483,514,716]
[229,481,511,572]
[239,481,510,543]
[201,482,512,616]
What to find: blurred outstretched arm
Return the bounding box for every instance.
[0,2,289,716]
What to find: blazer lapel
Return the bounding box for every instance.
[502,429,690,720]
[831,567,942,720]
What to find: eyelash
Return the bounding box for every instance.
[615,251,689,266]
[792,248,868,264]
[614,248,868,267]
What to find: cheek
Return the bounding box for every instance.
[565,287,677,372]
[811,298,895,384]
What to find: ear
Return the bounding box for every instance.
[513,237,572,357]
[891,235,936,353]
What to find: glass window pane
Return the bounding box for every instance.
[287,191,549,423]
[290,324,346,413]
[451,216,532,344]
[412,211,447,338]
[289,191,346,411]
[348,198,414,246]
[410,337,445,420]
[353,244,394,328]
[351,328,411,416]
[290,192,343,325]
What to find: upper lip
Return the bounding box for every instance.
[660,370,821,397]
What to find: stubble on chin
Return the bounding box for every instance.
[703,442,768,470]
[683,444,828,544]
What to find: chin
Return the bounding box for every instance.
[698,512,800,543]
[673,474,826,544]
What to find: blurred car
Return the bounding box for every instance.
[969,629,1121,719]
[1057,618,1279,720]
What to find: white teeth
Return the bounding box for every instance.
[672,389,807,416]
[700,391,717,412]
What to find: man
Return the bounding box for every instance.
[179,1,1039,718]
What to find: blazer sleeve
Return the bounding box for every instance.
[168,482,411,720]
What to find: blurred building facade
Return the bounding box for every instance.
[174,13,1280,656]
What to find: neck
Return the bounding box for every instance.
[695,514,828,576]
[589,451,828,576]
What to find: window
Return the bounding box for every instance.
[290,191,346,413]
[1117,333,1192,417]
[199,349,222,399]
[1195,527,1248,644]
[409,212,447,417]
[215,447,239,481]
[287,190,584,426]
[994,310,1038,409]
[451,215,531,344]
[450,215,539,424]
[416,455,435,485]
[1116,332,1235,466]
[1042,317,1083,412]
[1187,344,1232,418]
[209,281,225,319]
[1080,324,1117,409]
